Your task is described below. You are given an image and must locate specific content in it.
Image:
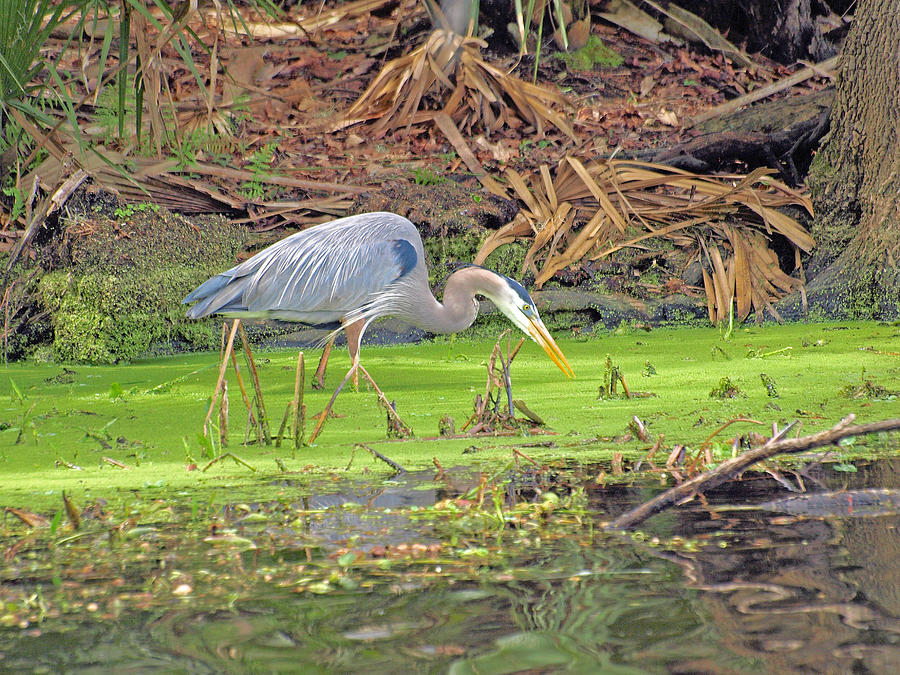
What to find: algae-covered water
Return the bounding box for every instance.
[2,322,898,506]
[1,321,899,672]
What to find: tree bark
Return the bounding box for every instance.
[671,0,845,64]
[788,0,900,319]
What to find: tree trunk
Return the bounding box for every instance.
[794,0,900,319]
[671,0,846,64]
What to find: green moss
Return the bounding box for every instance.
[555,35,623,71]
[39,266,221,363]
[36,202,247,363]
[483,241,529,281]
[423,229,487,286]
[709,376,745,399]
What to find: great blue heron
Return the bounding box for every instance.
[183,212,574,441]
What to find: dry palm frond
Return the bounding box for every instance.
[211,0,402,39]
[338,29,575,139]
[475,157,814,322]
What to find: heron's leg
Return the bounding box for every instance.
[312,337,334,390]
[308,359,359,443]
[344,319,364,392]
[357,364,411,437]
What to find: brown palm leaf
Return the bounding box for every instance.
[475,157,814,322]
[338,29,575,139]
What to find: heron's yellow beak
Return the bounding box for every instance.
[527,317,575,379]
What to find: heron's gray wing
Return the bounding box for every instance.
[184,212,423,324]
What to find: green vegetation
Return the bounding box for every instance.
[482,241,529,282]
[39,266,220,362]
[0,0,73,157]
[709,376,745,399]
[35,201,247,363]
[422,229,486,287]
[555,35,623,71]
[412,166,448,186]
[1,322,898,512]
[239,141,281,199]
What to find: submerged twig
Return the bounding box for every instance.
[512,447,540,467]
[607,415,900,530]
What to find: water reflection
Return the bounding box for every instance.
[3,460,900,673]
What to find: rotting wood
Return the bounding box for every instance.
[606,415,900,530]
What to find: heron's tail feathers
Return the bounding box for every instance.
[183,272,247,318]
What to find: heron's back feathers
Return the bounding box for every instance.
[182,212,426,326]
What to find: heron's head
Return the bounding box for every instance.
[481,273,575,379]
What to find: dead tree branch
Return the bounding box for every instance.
[607,415,900,530]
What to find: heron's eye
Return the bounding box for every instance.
[522,304,531,313]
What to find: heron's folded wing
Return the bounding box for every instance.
[185,212,423,323]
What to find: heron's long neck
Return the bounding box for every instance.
[415,267,494,334]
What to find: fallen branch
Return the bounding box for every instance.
[353,443,407,473]
[606,415,900,530]
[689,56,838,127]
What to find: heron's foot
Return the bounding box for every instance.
[385,401,412,439]
[312,376,324,391]
[358,365,411,438]
[308,361,359,443]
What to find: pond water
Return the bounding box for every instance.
[3,458,900,674]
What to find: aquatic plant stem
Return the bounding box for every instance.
[238,323,271,445]
[204,319,240,437]
[309,362,358,443]
[293,352,305,452]
[229,349,262,443]
[358,364,411,437]
[308,361,411,444]
[276,402,292,448]
[219,380,228,447]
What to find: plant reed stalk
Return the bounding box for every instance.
[237,323,271,444]
[229,350,262,443]
[293,352,305,452]
[203,319,240,437]
[218,380,228,447]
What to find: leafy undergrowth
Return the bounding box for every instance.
[1,321,898,515]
